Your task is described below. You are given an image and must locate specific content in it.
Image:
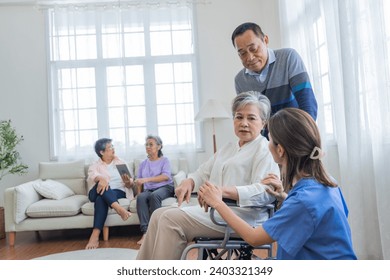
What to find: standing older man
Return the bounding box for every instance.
[232,22,317,121]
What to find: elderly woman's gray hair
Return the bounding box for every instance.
[232,91,271,122]
[145,135,164,157]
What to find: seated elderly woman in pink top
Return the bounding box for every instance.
[86,138,133,250]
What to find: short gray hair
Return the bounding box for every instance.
[232,91,271,122]
[145,134,163,157]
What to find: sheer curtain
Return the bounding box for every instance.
[279,0,390,259]
[40,0,201,167]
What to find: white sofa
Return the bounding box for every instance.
[4,159,189,246]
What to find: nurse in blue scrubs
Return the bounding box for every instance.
[198,108,357,260]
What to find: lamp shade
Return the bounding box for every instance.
[194,99,231,121]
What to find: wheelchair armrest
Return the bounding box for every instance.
[210,201,275,227]
[209,201,275,247]
[209,199,238,226]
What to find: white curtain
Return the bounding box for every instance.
[40,0,202,169]
[279,0,390,259]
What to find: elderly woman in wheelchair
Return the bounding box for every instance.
[199,108,357,260]
[136,91,280,260]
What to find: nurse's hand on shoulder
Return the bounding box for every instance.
[262,173,287,201]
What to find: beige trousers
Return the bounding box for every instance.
[136,206,225,260]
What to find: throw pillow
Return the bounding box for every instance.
[14,181,42,224]
[33,179,75,200]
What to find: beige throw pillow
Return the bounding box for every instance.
[33,179,75,200]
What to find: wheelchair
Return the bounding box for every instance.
[180,202,275,260]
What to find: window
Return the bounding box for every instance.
[311,16,334,141]
[46,4,198,160]
[379,0,390,142]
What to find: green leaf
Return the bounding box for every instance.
[0,120,28,181]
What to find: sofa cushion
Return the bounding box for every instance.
[14,181,41,224]
[129,198,137,213]
[81,198,131,216]
[39,160,86,195]
[173,170,186,187]
[161,197,178,207]
[170,159,179,175]
[33,179,75,200]
[26,195,89,218]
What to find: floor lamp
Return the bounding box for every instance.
[195,99,231,154]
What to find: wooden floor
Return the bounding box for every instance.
[0,226,275,260]
[0,226,143,260]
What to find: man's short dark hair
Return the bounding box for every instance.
[231,22,265,47]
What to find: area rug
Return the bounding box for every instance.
[34,248,138,260]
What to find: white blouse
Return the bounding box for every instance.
[181,135,280,232]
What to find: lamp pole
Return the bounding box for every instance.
[194,99,230,155]
[212,117,217,154]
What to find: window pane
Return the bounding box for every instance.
[126,86,145,105]
[322,76,331,104]
[158,126,178,145]
[128,127,147,145]
[151,31,172,56]
[78,88,96,108]
[125,65,144,84]
[110,128,126,144]
[178,124,195,145]
[324,104,334,135]
[62,131,77,152]
[175,83,193,103]
[155,64,173,83]
[124,33,145,57]
[60,89,76,110]
[102,34,122,58]
[76,35,97,59]
[108,87,125,107]
[57,36,75,60]
[79,130,97,148]
[156,84,175,104]
[58,68,75,88]
[174,62,192,82]
[319,46,329,74]
[79,109,97,129]
[172,30,193,54]
[176,103,194,124]
[77,68,95,87]
[128,107,146,126]
[107,66,124,86]
[62,110,77,130]
[157,104,176,125]
[109,107,125,127]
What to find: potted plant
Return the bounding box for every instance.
[0,120,28,180]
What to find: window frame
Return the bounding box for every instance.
[45,5,200,161]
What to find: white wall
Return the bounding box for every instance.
[0,4,50,206]
[0,0,281,206]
